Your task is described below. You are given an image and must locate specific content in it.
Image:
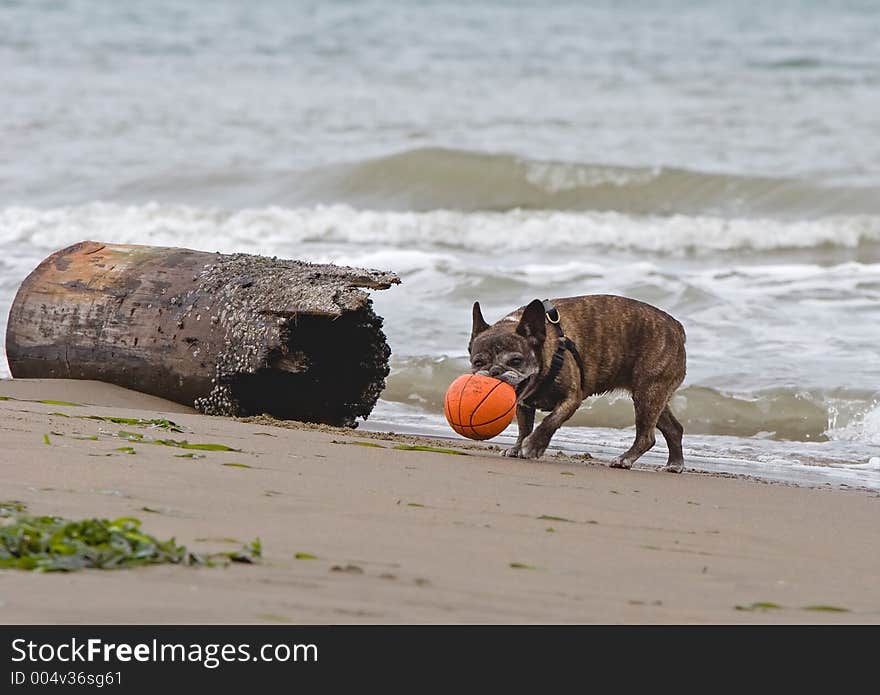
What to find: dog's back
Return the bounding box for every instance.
[534,294,686,397]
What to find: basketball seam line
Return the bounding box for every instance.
[470,401,517,429]
[457,374,471,436]
[468,380,503,428]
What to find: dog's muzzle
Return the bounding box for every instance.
[476,369,526,387]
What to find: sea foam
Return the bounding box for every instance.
[3,203,880,256]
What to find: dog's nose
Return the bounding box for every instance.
[489,366,504,377]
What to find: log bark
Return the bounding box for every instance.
[5,241,400,426]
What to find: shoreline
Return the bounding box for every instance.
[358,401,880,493]
[2,379,878,624]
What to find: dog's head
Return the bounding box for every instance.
[468,299,546,388]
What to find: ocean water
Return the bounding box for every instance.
[2,0,879,488]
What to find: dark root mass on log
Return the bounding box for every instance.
[200,303,391,427]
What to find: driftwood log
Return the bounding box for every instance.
[5,241,400,426]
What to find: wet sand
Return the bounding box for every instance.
[1,379,878,624]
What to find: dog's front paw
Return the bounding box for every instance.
[662,461,684,473]
[501,446,521,458]
[518,436,549,460]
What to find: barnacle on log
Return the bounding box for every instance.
[5,241,399,427]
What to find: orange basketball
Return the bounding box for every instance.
[444,374,517,440]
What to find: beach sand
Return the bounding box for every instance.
[1,378,877,624]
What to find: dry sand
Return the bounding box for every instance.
[1,378,878,624]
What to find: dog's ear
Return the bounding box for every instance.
[516,299,546,348]
[470,301,490,350]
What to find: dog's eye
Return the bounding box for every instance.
[508,357,523,368]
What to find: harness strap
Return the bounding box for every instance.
[520,300,586,408]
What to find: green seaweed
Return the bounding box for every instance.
[0,395,82,406]
[802,605,849,613]
[0,396,83,407]
[78,415,183,432]
[0,512,261,572]
[48,412,70,418]
[294,553,318,560]
[116,431,238,452]
[118,431,144,440]
[332,439,385,448]
[0,515,197,571]
[393,444,468,455]
[116,447,136,454]
[174,452,205,459]
[43,434,51,445]
[222,463,252,469]
[537,514,574,523]
[509,562,536,570]
[73,435,99,441]
[0,501,27,518]
[140,507,160,514]
[156,439,239,451]
[734,602,783,612]
[407,502,425,508]
[224,538,262,564]
[545,527,556,533]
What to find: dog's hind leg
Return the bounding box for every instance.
[656,404,684,473]
[610,386,666,470]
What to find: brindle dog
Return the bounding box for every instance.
[469,295,686,472]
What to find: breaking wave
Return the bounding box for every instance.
[3,202,880,257]
[111,148,880,217]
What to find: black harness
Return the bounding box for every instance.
[519,300,587,409]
